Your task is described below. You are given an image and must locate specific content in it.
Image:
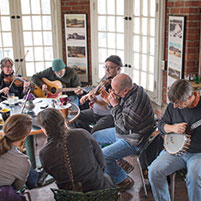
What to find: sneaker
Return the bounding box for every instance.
[37,169,49,187]
[117,159,134,174]
[116,175,134,192]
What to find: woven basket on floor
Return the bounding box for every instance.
[51,187,120,201]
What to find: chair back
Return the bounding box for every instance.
[51,187,120,201]
[139,134,164,171]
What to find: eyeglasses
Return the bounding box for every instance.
[173,100,187,107]
[103,65,118,70]
[3,66,13,69]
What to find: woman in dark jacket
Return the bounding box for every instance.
[0,57,30,102]
[37,108,112,192]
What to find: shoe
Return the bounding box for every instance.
[116,175,134,192]
[37,169,49,187]
[143,169,148,179]
[117,159,134,174]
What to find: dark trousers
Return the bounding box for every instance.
[70,109,114,134]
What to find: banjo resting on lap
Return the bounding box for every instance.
[164,119,201,155]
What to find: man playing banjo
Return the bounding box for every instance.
[148,79,201,201]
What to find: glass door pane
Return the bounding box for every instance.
[132,0,155,92]
[97,0,125,80]
[0,0,14,60]
[20,0,54,77]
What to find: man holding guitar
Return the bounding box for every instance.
[31,58,81,98]
[148,79,201,201]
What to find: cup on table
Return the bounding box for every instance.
[8,93,15,107]
[0,108,11,122]
[59,95,69,105]
[13,96,19,104]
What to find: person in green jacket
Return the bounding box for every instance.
[31,58,81,96]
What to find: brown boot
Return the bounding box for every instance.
[117,159,134,174]
[116,175,134,192]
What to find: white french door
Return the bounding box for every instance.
[90,0,165,105]
[0,0,62,77]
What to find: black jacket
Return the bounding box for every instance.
[0,72,24,102]
[39,128,111,192]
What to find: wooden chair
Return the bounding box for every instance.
[51,187,121,201]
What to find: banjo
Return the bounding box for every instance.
[164,119,201,155]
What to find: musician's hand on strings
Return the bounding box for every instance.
[42,84,48,92]
[88,94,96,109]
[0,87,9,95]
[80,94,89,104]
[74,88,83,95]
[173,123,188,133]
[165,122,187,134]
[88,94,96,101]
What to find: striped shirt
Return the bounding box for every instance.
[111,84,154,146]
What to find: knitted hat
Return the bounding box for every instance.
[52,58,66,72]
[105,55,123,67]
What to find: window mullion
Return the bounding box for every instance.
[9,0,22,73]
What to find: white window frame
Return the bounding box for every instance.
[0,0,62,77]
[90,0,165,105]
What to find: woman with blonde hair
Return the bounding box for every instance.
[0,114,32,193]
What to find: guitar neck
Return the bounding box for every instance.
[57,86,93,94]
[57,88,78,93]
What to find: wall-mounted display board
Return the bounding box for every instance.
[64,14,89,83]
[167,15,186,102]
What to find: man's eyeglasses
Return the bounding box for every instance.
[173,100,187,107]
[103,65,118,70]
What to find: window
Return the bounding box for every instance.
[90,0,165,104]
[0,0,62,77]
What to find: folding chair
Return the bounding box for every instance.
[169,168,187,201]
[136,133,164,198]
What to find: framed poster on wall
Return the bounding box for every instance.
[167,16,186,102]
[64,13,88,83]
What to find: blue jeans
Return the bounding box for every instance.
[25,168,39,189]
[93,127,140,184]
[69,95,79,106]
[148,150,201,201]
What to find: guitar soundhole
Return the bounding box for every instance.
[51,87,56,94]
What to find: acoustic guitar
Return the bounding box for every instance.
[33,78,92,98]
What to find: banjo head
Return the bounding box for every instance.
[164,133,187,154]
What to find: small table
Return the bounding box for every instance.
[0,97,80,168]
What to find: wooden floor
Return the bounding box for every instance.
[26,134,189,201]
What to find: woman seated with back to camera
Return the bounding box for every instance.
[0,114,32,200]
[37,108,112,192]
